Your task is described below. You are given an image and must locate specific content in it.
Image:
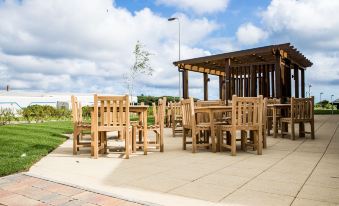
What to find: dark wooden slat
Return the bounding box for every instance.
[294,64,299,98]
[203,73,208,100]
[275,51,282,98]
[301,69,305,98]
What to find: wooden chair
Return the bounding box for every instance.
[91,94,130,159]
[171,101,183,136]
[280,96,315,140]
[71,95,91,155]
[219,95,263,155]
[181,97,214,153]
[132,98,166,153]
[265,98,281,135]
[166,102,172,128]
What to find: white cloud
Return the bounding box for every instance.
[0,0,218,96]
[156,0,229,15]
[261,0,339,50]
[259,0,339,100]
[236,23,268,45]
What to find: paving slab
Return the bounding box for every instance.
[20,115,339,205]
[0,174,143,206]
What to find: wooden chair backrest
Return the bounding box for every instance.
[152,102,158,124]
[195,100,224,123]
[265,98,280,117]
[157,98,166,126]
[71,95,83,124]
[93,94,130,129]
[181,97,195,128]
[231,95,263,128]
[171,101,182,120]
[291,96,314,120]
[267,98,281,105]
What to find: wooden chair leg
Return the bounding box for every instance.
[240,130,247,151]
[291,122,296,140]
[218,129,223,152]
[93,131,98,159]
[257,129,262,155]
[73,130,78,155]
[267,119,271,136]
[183,128,187,150]
[263,126,267,149]
[311,120,315,139]
[160,129,164,152]
[192,128,197,153]
[231,129,237,156]
[132,127,136,153]
[299,122,305,137]
[125,129,129,159]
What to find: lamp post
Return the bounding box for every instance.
[320,92,323,107]
[331,94,334,115]
[308,84,312,97]
[168,17,181,99]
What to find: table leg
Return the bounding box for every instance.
[138,112,142,149]
[299,122,305,137]
[143,110,148,155]
[210,111,216,153]
[273,107,277,138]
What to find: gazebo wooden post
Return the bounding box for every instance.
[294,64,299,98]
[275,51,282,98]
[219,75,225,100]
[203,73,209,100]
[250,65,256,97]
[240,67,243,96]
[225,58,231,104]
[286,61,292,98]
[271,64,275,98]
[301,69,305,98]
[264,65,269,97]
[259,65,264,95]
[300,68,306,137]
[182,70,189,99]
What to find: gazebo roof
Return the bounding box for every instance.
[173,43,312,76]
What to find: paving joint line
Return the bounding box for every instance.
[218,115,331,202]
[164,154,254,193]
[289,118,339,206]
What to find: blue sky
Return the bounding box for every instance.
[0,0,338,102]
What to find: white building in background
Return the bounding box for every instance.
[0,91,137,112]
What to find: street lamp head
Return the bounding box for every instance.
[168,17,177,21]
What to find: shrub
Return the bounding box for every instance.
[0,108,16,125]
[82,106,92,119]
[21,105,71,123]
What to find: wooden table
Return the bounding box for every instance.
[195,106,232,152]
[267,104,291,138]
[91,105,149,157]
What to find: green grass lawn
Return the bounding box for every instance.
[0,121,73,177]
[0,116,155,177]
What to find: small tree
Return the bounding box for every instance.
[124,41,153,102]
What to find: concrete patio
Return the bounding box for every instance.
[26,115,339,206]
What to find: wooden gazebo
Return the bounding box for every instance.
[173,43,312,102]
